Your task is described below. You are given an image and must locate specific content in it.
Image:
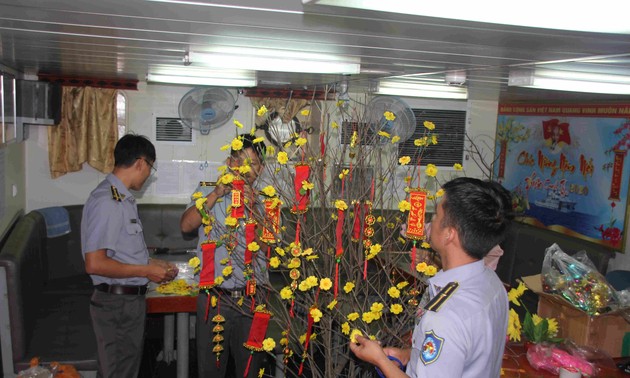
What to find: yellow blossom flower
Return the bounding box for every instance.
[217,165,227,173]
[257,105,268,117]
[399,156,411,165]
[215,276,224,285]
[423,121,435,130]
[331,121,339,129]
[453,163,463,171]
[238,165,251,174]
[532,314,543,326]
[280,286,293,300]
[390,304,403,315]
[339,169,349,180]
[188,256,200,268]
[341,322,350,335]
[247,242,260,252]
[295,137,307,147]
[310,308,323,322]
[391,135,400,143]
[192,191,203,200]
[425,265,437,276]
[347,312,359,321]
[231,138,243,151]
[298,280,310,292]
[371,302,384,312]
[220,144,230,151]
[378,130,391,138]
[396,281,409,289]
[269,257,280,268]
[258,368,265,378]
[277,151,289,165]
[362,312,375,323]
[398,200,411,212]
[284,140,292,148]
[253,137,265,144]
[262,338,276,352]
[320,278,333,291]
[222,266,233,277]
[327,299,337,310]
[220,173,234,185]
[425,164,438,177]
[350,329,363,343]
[384,111,396,121]
[414,138,426,147]
[302,248,313,256]
[435,189,445,197]
[262,186,276,197]
[305,276,318,287]
[416,262,428,273]
[300,109,310,116]
[220,258,229,265]
[280,337,288,346]
[507,308,522,342]
[266,145,276,156]
[507,282,528,306]
[335,200,348,211]
[275,247,285,256]
[344,281,355,293]
[548,318,559,337]
[224,216,237,227]
[431,135,438,145]
[387,286,401,298]
[234,120,244,128]
[302,180,314,191]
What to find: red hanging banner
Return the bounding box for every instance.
[292,164,311,214]
[231,180,245,219]
[261,198,281,244]
[199,241,217,289]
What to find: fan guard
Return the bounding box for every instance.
[366,96,416,144]
[178,87,236,135]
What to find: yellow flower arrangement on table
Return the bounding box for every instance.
[507,281,561,344]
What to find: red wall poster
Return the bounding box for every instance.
[493,103,630,252]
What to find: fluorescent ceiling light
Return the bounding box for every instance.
[377,80,468,99]
[312,0,630,34]
[508,69,630,95]
[189,49,360,74]
[146,67,257,87]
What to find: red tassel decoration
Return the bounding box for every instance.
[244,354,253,377]
[333,260,340,298]
[351,202,362,241]
[335,209,345,257]
[411,241,417,272]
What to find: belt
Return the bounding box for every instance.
[95,283,148,296]
[214,287,245,299]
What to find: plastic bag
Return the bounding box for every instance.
[526,342,598,377]
[541,243,618,315]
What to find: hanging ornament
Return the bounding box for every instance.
[292,164,311,214]
[405,188,428,271]
[243,306,273,377]
[231,179,245,219]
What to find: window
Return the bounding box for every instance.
[116,92,127,138]
[398,108,466,166]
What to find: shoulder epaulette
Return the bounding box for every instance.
[110,185,125,202]
[199,181,216,187]
[424,282,459,313]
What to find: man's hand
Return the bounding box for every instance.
[147,259,178,283]
[350,336,410,378]
[383,346,411,367]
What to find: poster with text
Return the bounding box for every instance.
[493,103,630,252]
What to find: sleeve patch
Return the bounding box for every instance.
[420,330,444,365]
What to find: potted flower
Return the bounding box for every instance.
[507,281,562,345]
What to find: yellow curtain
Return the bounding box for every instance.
[48,86,118,179]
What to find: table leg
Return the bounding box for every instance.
[157,314,175,364]
[176,312,189,378]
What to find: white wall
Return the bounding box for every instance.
[25,82,255,211]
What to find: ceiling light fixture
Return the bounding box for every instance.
[189,49,360,74]
[376,79,468,99]
[508,68,630,95]
[146,66,257,87]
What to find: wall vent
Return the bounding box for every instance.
[155,117,193,144]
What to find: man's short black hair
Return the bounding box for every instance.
[440,177,514,260]
[114,134,156,168]
[231,134,266,161]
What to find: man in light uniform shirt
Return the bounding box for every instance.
[350,177,513,378]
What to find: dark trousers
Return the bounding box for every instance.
[196,293,267,378]
[90,290,146,378]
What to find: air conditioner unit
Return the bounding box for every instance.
[16,80,62,126]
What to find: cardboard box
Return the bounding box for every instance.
[522,274,630,358]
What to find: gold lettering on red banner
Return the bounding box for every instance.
[609,150,626,200]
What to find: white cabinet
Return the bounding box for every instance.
[1,72,17,146]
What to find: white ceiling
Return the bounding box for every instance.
[1,0,629,101]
